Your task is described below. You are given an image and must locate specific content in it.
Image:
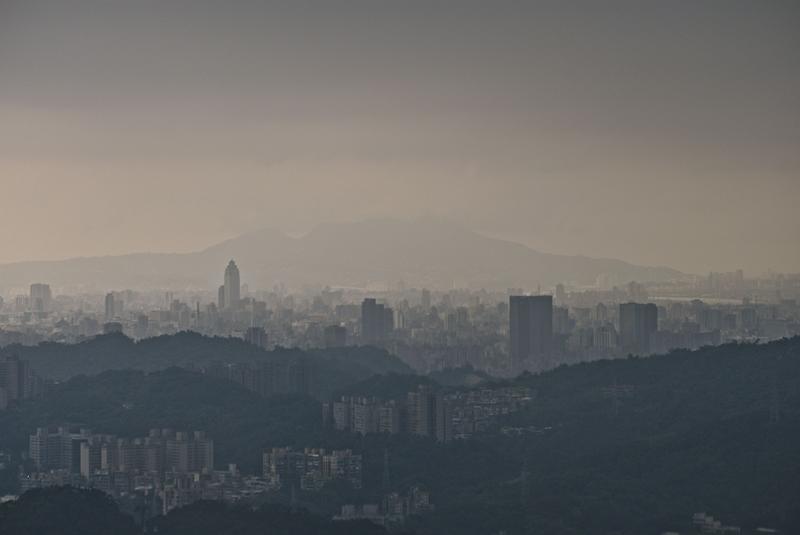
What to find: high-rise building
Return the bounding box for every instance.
[406,386,433,438]
[350,398,378,436]
[361,298,393,344]
[166,431,214,474]
[223,260,241,309]
[0,355,33,404]
[361,298,380,343]
[217,285,226,310]
[29,283,52,313]
[434,392,453,444]
[509,295,553,372]
[332,398,352,431]
[80,437,106,478]
[377,401,401,434]
[104,292,116,321]
[405,386,451,443]
[619,303,658,355]
[29,427,92,473]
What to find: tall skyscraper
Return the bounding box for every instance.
[619,303,658,355]
[29,283,52,313]
[223,260,241,310]
[104,292,115,321]
[509,295,553,372]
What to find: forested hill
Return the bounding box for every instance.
[0,367,324,480]
[0,487,393,535]
[0,331,412,385]
[411,337,800,535]
[1,338,798,534]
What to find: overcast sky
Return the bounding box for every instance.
[0,0,798,274]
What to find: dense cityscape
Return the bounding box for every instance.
[1,260,798,534]
[1,1,798,534]
[2,260,799,378]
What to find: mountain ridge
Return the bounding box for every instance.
[0,218,685,292]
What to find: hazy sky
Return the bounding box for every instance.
[0,0,798,275]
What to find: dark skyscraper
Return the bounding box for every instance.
[509,295,553,372]
[619,303,658,355]
[361,298,382,344]
[361,298,393,344]
[223,260,241,310]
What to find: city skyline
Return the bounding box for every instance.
[1,3,799,534]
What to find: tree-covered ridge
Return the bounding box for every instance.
[0,486,398,535]
[0,486,138,535]
[428,365,492,387]
[0,331,412,396]
[150,500,400,535]
[0,368,323,477]
[414,338,800,534]
[334,373,441,401]
[0,338,797,534]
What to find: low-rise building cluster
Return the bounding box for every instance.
[334,485,434,527]
[262,447,362,491]
[448,385,534,439]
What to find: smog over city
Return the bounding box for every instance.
[0,2,798,535]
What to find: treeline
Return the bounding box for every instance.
[412,338,800,534]
[0,331,413,398]
[0,486,400,535]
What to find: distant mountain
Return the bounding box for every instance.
[0,218,685,292]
